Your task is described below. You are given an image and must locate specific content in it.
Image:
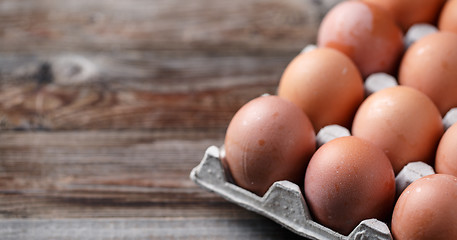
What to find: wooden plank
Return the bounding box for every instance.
[0,0,339,53]
[0,51,289,131]
[0,52,291,87]
[0,218,304,240]
[0,130,237,218]
[0,81,276,130]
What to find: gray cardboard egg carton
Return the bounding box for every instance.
[190,132,435,240]
[190,24,456,239]
[190,79,457,240]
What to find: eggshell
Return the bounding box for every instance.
[352,86,443,174]
[224,95,315,196]
[439,0,457,34]
[278,48,364,132]
[317,1,403,78]
[399,32,457,115]
[364,0,446,31]
[304,136,395,235]
[436,123,457,177]
[392,174,457,240]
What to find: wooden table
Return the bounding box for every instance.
[0,0,340,238]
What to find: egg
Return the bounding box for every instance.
[352,86,443,174]
[399,32,457,116]
[439,0,457,34]
[317,1,403,78]
[364,0,445,31]
[392,174,457,240]
[304,136,395,235]
[435,123,457,177]
[278,48,364,132]
[224,95,315,196]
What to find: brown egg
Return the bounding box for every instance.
[224,95,315,196]
[436,123,457,176]
[439,0,457,34]
[399,32,457,115]
[352,86,443,174]
[304,136,395,235]
[392,174,457,240]
[364,0,445,31]
[317,1,403,78]
[278,48,364,132]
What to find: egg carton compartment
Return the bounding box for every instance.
[403,23,438,48]
[190,142,435,239]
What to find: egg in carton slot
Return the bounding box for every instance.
[190,23,456,239]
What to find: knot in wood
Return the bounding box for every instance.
[51,55,98,85]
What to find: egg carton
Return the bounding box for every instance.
[190,23,456,239]
[190,141,434,240]
[190,69,457,239]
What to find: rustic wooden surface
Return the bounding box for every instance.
[0,0,341,239]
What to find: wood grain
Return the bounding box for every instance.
[0,218,304,240]
[0,0,342,238]
[0,0,337,53]
[0,82,275,130]
[0,130,224,217]
[0,0,341,131]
